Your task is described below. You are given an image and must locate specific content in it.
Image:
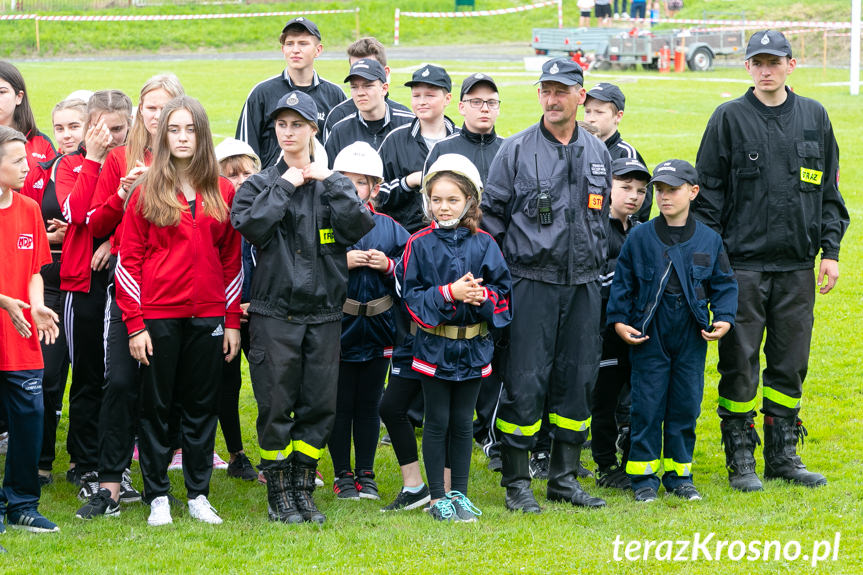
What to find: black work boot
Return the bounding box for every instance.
[763,416,827,488]
[546,441,606,508]
[261,461,303,524]
[500,444,541,513]
[291,458,326,524]
[720,418,763,492]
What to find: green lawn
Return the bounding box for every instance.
[1,58,861,573]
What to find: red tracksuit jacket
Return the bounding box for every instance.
[116,177,242,335]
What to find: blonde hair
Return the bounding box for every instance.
[126,74,184,169]
[219,154,258,178]
[52,98,88,125]
[136,96,225,228]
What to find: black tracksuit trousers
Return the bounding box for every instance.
[38,265,70,472]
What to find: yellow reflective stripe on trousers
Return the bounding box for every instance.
[717,395,759,413]
[662,458,692,477]
[763,387,802,410]
[495,417,542,437]
[626,459,660,475]
[548,413,591,432]
[292,440,325,460]
[260,444,292,461]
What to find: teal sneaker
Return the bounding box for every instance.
[428,499,456,522]
[446,491,482,523]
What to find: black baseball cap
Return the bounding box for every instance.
[460,73,499,99]
[344,59,387,84]
[268,90,318,123]
[612,158,650,181]
[745,30,792,60]
[649,159,698,187]
[282,16,321,40]
[405,64,452,92]
[586,83,625,111]
[536,57,584,87]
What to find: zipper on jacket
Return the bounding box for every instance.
[641,260,672,335]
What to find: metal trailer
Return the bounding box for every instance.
[531,27,631,60]
[606,28,745,71]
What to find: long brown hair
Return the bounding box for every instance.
[0,62,37,137]
[136,96,225,228]
[425,171,482,233]
[126,74,184,169]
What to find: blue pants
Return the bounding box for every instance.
[630,1,646,19]
[0,369,44,514]
[627,293,706,492]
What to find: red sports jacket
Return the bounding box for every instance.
[115,177,242,335]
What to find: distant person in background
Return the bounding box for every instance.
[614,0,628,19]
[595,0,612,26]
[665,0,683,18]
[630,0,647,20]
[578,0,595,27]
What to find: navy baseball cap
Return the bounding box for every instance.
[405,64,452,92]
[345,59,387,84]
[460,73,499,99]
[586,83,625,111]
[745,30,792,60]
[536,57,584,87]
[268,90,318,123]
[282,16,321,40]
[649,159,698,187]
[612,158,650,181]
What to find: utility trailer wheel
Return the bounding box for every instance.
[688,47,713,71]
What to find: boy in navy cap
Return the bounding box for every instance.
[695,30,848,492]
[236,16,346,169]
[583,82,650,222]
[324,58,414,166]
[377,64,458,233]
[607,159,738,503]
[590,158,649,490]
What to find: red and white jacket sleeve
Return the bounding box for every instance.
[59,158,101,225]
[115,192,148,335]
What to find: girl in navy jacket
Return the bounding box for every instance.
[329,142,409,501]
[399,154,512,522]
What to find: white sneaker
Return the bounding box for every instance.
[212,452,229,470]
[148,496,173,526]
[167,450,183,471]
[188,495,223,525]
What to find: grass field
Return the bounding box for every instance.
[1,57,862,573]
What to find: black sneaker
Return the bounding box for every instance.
[7,508,60,533]
[66,467,83,487]
[634,486,658,503]
[77,471,100,502]
[379,433,392,446]
[333,473,360,499]
[119,468,141,503]
[381,484,431,511]
[76,488,120,520]
[355,470,380,500]
[671,483,702,501]
[226,453,258,482]
[596,465,631,489]
[38,473,53,487]
[529,451,550,480]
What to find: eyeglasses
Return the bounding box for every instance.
[462,98,501,110]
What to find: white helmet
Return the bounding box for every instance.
[214,138,262,172]
[422,154,483,229]
[332,141,384,183]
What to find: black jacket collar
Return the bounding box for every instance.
[744,86,796,117]
[459,124,497,145]
[654,212,696,245]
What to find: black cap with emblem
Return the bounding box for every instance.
[344,59,387,84]
[268,90,318,122]
[405,64,452,92]
[649,159,698,187]
[460,73,499,99]
[745,29,792,60]
[281,16,321,40]
[536,57,584,87]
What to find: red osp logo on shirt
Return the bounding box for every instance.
[17,234,34,249]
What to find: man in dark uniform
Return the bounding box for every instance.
[694,30,849,492]
[482,57,611,512]
[235,17,346,168]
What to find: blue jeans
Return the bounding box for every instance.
[630,1,646,18]
[0,369,44,514]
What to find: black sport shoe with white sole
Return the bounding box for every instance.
[76,488,120,519]
[381,485,430,511]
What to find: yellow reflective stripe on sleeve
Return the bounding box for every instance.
[292,440,325,461]
[763,387,802,410]
[662,458,693,477]
[548,413,591,432]
[495,417,542,437]
[717,395,759,413]
[626,459,660,475]
[259,445,292,461]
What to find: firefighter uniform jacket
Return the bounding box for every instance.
[323,103,415,168]
[481,120,612,285]
[230,160,375,324]
[694,87,849,271]
[377,117,458,233]
[606,214,738,334]
[235,70,347,169]
[340,209,410,362]
[323,96,411,141]
[400,223,512,381]
[423,125,503,186]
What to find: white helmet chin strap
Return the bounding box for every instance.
[434,197,474,229]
